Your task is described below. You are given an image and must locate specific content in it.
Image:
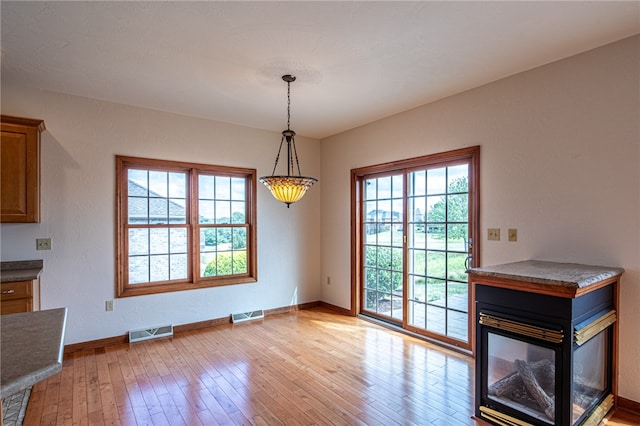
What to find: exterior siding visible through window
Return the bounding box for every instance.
[116,156,257,297]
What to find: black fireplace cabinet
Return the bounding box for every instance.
[469,260,623,426]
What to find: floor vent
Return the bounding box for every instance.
[129,324,173,343]
[231,309,264,323]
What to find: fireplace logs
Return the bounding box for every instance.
[489,359,556,421]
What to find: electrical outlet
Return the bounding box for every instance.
[508,228,518,242]
[105,300,114,311]
[487,228,500,241]
[36,238,52,250]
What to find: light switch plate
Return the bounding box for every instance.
[487,228,500,241]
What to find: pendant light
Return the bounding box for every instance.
[259,75,318,207]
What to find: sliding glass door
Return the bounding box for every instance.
[353,147,479,349]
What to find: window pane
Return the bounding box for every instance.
[447,252,468,282]
[427,278,446,306]
[199,175,215,200]
[410,225,425,250]
[410,196,425,223]
[391,175,403,198]
[448,164,468,190]
[365,179,377,200]
[364,201,377,222]
[150,255,169,281]
[365,246,377,267]
[231,178,245,201]
[427,167,446,195]
[409,300,426,329]
[365,268,377,289]
[232,250,247,274]
[232,227,247,250]
[215,201,231,223]
[129,256,149,284]
[426,226,445,250]
[169,228,188,254]
[447,223,468,252]
[427,250,445,279]
[128,197,148,224]
[215,176,231,199]
[201,252,216,277]
[200,228,216,251]
[168,172,186,198]
[410,171,426,196]
[409,276,425,302]
[447,194,468,222]
[129,229,149,256]
[448,282,468,313]
[168,200,186,224]
[426,195,443,223]
[231,201,245,224]
[391,199,403,223]
[377,176,391,199]
[426,305,446,334]
[217,228,231,248]
[149,228,169,254]
[410,248,425,275]
[364,289,377,311]
[447,310,467,341]
[200,200,214,223]
[149,198,168,224]
[128,170,148,196]
[170,253,188,280]
[149,171,168,198]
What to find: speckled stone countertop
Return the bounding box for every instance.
[0,308,67,399]
[0,260,43,283]
[468,260,624,289]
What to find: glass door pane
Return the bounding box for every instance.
[362,174,404,321]
[408,164,469,342]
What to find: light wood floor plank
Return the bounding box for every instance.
[23,308,639,425]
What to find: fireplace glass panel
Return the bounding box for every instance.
[572,328,609,424]
[487,332,556,424]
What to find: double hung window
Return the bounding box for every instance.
[116,156,257,297]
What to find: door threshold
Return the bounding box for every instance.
[358,313,473,358]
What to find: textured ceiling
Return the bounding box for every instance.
[1,1,638,139]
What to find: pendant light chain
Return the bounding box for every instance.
[287,79,291,131]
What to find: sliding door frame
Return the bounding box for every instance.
[351,146,480,350]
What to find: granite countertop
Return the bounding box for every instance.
[468,260,624,289]
[0,308,67,399]
[0,260,43,283]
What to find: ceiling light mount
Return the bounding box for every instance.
[259,74,317,208]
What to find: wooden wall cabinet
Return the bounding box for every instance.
[1,115,45,223]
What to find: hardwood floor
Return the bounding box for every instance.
[24,308,639,425]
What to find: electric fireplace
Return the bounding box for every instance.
[469,260,623,426]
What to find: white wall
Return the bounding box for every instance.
[320,36,640,401]
[0,87,322,345]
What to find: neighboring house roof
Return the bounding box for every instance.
[128,179,186,222]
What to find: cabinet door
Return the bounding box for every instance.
[0,298,33,314]
[0,116,44,223]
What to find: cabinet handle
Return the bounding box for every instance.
[2,289,16,294]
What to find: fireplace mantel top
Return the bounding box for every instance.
[468,260,624,289]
